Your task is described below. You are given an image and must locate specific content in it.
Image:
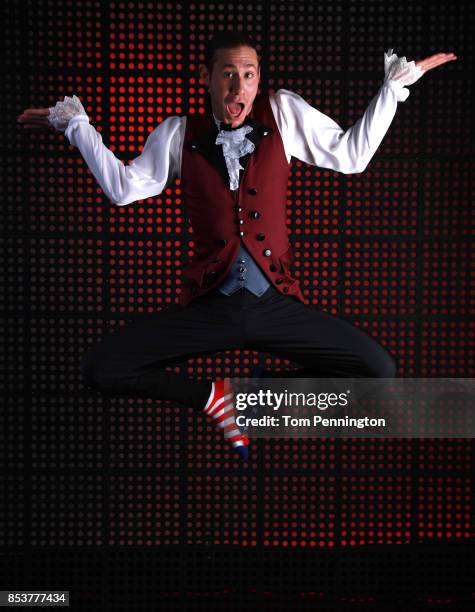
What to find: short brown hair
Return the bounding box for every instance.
[204,31,260,74]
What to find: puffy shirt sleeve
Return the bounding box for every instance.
[269,49,424,174]
[51,95,185,206]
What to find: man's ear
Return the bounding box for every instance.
[199,64,210,88]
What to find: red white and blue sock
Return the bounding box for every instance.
[203,378,249,460]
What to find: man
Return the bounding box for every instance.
[17,32,457,460]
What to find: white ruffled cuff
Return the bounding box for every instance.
[48,94,89,132]
[383,48,424,102]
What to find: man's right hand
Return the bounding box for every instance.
[17,107,54,130]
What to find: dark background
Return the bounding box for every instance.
[1,0,474,609]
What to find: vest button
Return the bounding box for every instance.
[250,211,260,219]
[205,271,217,286]
[283,287,289,293]
[275,278,284,284]
[217,239,227,246]
[269,264,277,272]
[248,187,258,195]
[236,207,243,212]
[256,233,265,241]
[263,249,272,257]
[239,231,245,237]
[239,219,244,224]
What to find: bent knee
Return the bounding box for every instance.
[370,349,398,378]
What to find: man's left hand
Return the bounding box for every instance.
[415,52,457,74]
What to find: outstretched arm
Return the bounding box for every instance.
[271,50,457,174]
[17,95,185,206]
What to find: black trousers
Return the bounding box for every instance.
[79,285,397,411]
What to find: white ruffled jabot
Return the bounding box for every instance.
[383,48,424,101]
[47,94,89,132]
[213,118,255,191]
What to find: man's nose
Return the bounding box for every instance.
[230,77,244,94]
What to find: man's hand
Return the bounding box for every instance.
[16,107,54,130]
[415,52,457,73]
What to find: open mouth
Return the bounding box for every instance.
[226,102,245,119]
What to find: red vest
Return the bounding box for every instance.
[179,91,307,306]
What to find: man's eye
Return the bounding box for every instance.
[223,72,254,78]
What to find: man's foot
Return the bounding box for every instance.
[203,378,249,460]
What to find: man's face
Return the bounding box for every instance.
[199,45,260,128]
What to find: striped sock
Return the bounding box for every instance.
[203,378,249,460]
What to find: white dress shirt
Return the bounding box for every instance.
[51,50,423,206]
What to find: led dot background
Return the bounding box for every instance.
[2,0,474,608]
